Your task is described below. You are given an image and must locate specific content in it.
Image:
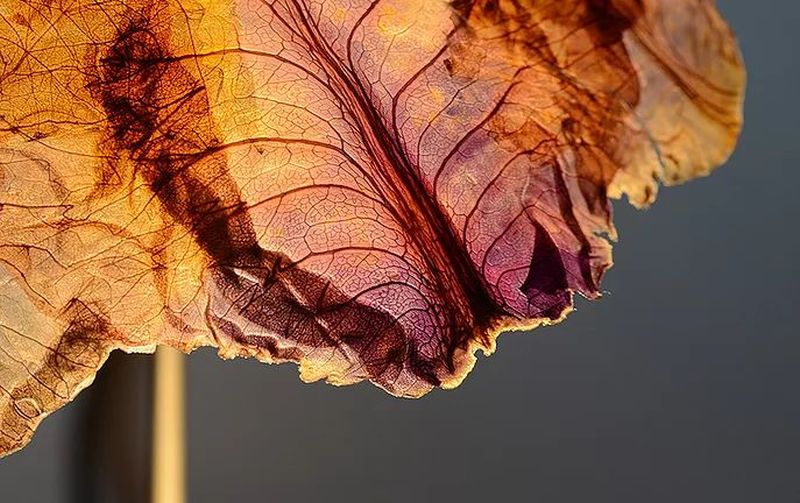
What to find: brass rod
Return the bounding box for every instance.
[151,346,186,503]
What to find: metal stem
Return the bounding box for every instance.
[151,346,186,503]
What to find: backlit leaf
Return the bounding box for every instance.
[0,0,744,456]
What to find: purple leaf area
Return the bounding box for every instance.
[0,0,744,456]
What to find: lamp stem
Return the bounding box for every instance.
[151,346,186,503]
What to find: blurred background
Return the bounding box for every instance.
[1,1,798,501]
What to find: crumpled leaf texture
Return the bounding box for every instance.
[0,0,743,455]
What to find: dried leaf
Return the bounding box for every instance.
[0,0,744,456]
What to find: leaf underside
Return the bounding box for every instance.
[0,0,743,456]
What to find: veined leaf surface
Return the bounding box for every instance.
[0,0,744,456]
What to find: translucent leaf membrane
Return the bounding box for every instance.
[0,0,743,455]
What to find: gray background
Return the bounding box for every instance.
[2,1,798,501]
